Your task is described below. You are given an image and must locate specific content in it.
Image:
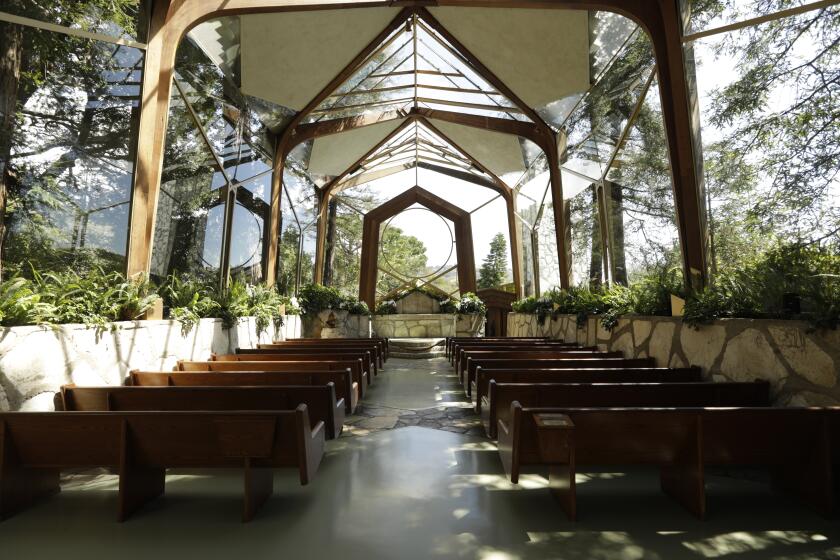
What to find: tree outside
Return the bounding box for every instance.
[478,233,510,289]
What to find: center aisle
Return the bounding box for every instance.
[341,357,485,437]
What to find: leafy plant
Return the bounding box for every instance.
[247,283,287,337]
[0,276,54,326]
[342,299,370,315]
[456,293,486,316]
[298,284,345,316]
[375,300,397,315]
[161,274,220,335]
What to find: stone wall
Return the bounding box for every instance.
[456,314,485,337]
[372,314,455,338]
[301,310,371,338]
[395,292,440,314]
[0,315,302,412]
[507,313,840,406]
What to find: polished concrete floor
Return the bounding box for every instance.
[4,358,840,559]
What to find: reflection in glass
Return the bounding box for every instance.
[3,26,144,275]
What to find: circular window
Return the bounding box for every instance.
[380,207,455,280]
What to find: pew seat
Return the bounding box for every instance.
[130,370,359,414]
[472,366,705,412]
[484,380,770,438]
[57,384,345,439]
[463,357,655,396]
[177,358,368,398]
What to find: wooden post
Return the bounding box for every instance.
[125,0,174,279]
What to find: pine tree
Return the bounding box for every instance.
[477,233,509,289]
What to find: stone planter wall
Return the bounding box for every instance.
[456,314,485,337]
[301,310,371,339]
[507,313,840,407]
[0,315,301,412]
[372,314,455,338]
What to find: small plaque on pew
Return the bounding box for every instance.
[534,414,574,464]
[535,414,574,429]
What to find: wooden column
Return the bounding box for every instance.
[545,130,571,289]
[125,0,174,279]
[313,188,330,285]
[506,192,523,298]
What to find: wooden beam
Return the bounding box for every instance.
[125,0,171,280]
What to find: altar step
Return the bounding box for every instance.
[389,338,446,359]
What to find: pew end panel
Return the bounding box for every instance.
[704,409,835,517]
[534,413,577,521]
[0,421,61,521]
[118,420,166,522]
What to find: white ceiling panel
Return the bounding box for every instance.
[309,120,404,177]
[427,8,591,108]
[240,8,400,110]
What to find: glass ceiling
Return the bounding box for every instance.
[330,119,500,196]
[304,13,530,125]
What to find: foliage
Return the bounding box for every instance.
[438,298,458,314]
[246,284,287,337]
[341,299,370,316]
[0,267,157,329]
[374,300,397,315]
[0,276,54,326]
[298,283,369,316]
[478,233,509,289]
[162,274,219,335]
[456,293,486,316]
[684,242,840,329]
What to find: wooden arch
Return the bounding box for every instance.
[359,186,476,309]
[128,0,708,294]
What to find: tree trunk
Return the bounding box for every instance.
[322,198,338,286]
[588,183,603,286]
[609,181,628,285]
[0,22,24,280]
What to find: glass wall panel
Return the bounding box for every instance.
[569,185,603,286]
[150,98,223,282]
[562,31,656,185]
[537,204,561,293]
[606,79,682,282]
[472,197,512,290]
[688,7,840,277]
[3,26,143,275]
[681,0,820,35]
[153,34,274,285]
[324,200,364,296]
[0,1,149,42]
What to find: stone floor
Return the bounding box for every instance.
[342,357,484,438]
[4,357,840,559]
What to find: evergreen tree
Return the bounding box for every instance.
[478,233,509,289]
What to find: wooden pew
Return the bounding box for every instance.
[455,345,596,372]
[473,367,705,412]
[253,341,385,369]
[260,339,388,365]
[0,408,324,522]
[499,405,837,520]
[447,337,552,362]
[277,337,389,360]
[484,380,770,438]
[179,358,368,399]
[57,384,345,440]
[463,356,653,396]
[445,336,548,358]
[130,370,359,414]
[216,348,376,380]
[244,346,379,375]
